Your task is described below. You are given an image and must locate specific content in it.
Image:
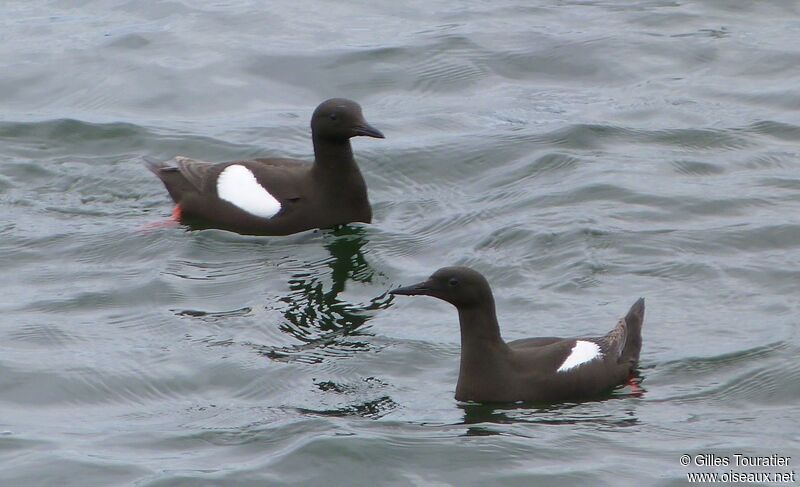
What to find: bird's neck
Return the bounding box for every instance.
[312,136,356,174]
[310,136,370,220]
[455,299,512,401]
[456,299,508,356]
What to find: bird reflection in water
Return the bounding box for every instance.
[459,376,644,436]
[260,225,393,363]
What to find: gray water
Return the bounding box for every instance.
[2,1,800,486]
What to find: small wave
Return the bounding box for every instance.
[653,342,800,405]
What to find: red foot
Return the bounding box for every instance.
[627,374,643,396]
[138,205,182,233]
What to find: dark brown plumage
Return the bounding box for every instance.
[145,98,384,235]
[390,266,645,403]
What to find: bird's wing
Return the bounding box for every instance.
[599,318,628,363]
[171,157,308,203]
[240,159,306,202]
[173,156,217,192]
[507,337,565,350]
[511,338,582,374]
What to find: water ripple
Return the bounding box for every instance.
[3,1,800,485]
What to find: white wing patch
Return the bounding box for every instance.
[557,340,602,373]
[216,165,281,218]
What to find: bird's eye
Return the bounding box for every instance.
[448,277,459,287]
[329,113,338,121]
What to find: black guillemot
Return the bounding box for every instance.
[145,98,384,235]
[390,266,645,403]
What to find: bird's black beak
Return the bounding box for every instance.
[389,279,432,296]
[353,122,385,139]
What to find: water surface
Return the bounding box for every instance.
[1,1,799,485]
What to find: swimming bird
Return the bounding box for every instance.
[390,266,645,403]
[144,98,384,235]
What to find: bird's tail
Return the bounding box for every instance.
[142,156,169,175]
[621,298,645,365]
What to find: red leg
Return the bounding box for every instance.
[627,374,643,396]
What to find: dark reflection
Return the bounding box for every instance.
[176,306,252,319]
[258,225,394,362]
[459,402,517,437]
[459,375,645,436]
[297,395,398,420]
[280,225,385,332]
[313,376,389,394]
[296,378,397,419]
